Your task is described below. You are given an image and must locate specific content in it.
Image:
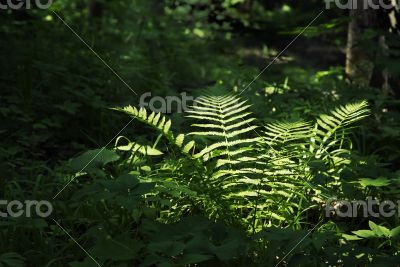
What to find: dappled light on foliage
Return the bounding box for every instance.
[1,0,400,266]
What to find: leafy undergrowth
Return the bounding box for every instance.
[3,90,399,266]
[2,1,400,266]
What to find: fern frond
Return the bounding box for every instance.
[187,93,260,161]
[313,101,369,153]
[316,101,369,136]
[113,106,196,156]
[194,137,261,159]
[263,120,313,145]
[115,140,163,156]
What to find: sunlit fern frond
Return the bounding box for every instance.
[260,120,313,177]
[312,101,370,156]
[186,94,261,160]
[115,136,164,156]
[185,91,263,185]
[250,101,370,227]
[263,120,313,145]
[113,106,196,155]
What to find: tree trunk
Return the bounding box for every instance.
[345,0,379,86]
[89,1,104,18]
[88,1,104,31]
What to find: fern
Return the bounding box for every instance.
[312,100,370,157]
[115,136,164,156]
[186,93,261,175]
[113,106,196,156]
[264,120,313,145]
[255,101,370,228]
[262,101,369,163]
[114,93,369,231]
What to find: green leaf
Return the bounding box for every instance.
[71,149,119,172]
[390,226,400,238]
[357,178,391,187]
[341,234,363,241]
[369,221,390,237]
[352,229,376,238]
[368,221,385,237]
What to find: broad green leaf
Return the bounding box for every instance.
[368,221,385,237]
[369,221,390,237]
[342,234,363,241]
[71,149,119,171]
[390,226,400,238]
[358,178,390,187]
[352,229,376,238]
